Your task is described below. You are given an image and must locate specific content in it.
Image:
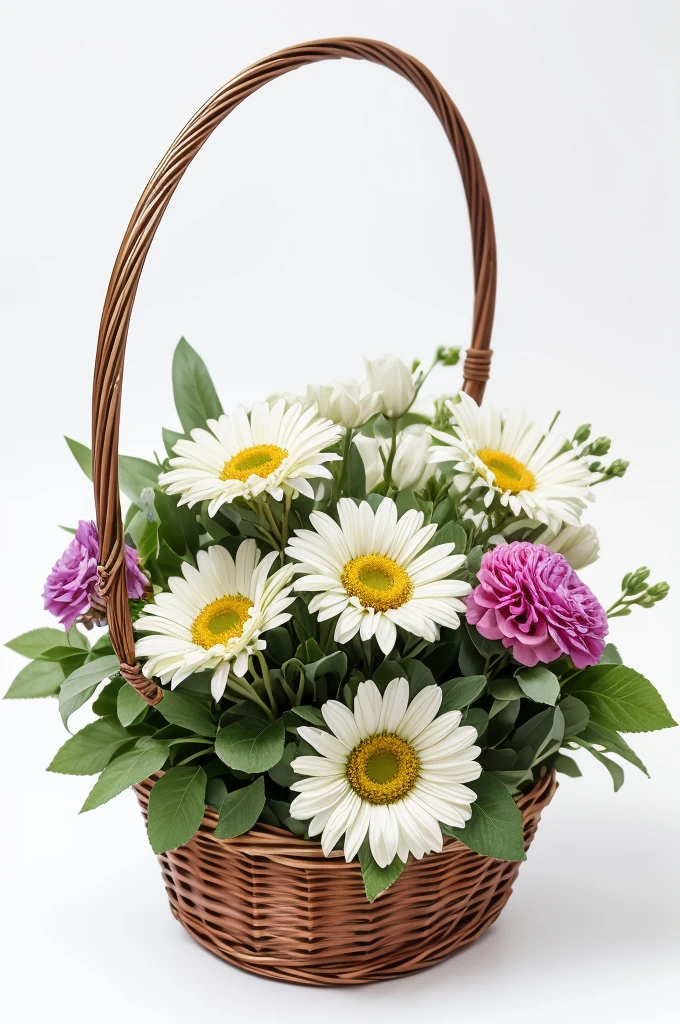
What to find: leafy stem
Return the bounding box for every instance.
[382,418,399,492]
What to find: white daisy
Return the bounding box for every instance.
[290,677,482,866]
[285,497,470,655]
[134,540,295,700]
[159,400,343,516]
[428,392,594,530]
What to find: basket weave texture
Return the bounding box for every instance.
[134,770,557,985]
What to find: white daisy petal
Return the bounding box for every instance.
[134,540,294,698]
[286,495,467,653]
[161,401,343,512]
[289,682,482,871]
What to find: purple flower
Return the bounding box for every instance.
[42,520,148,631]
[466,542,607,669]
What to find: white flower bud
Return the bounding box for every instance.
[364,355,415,418]
[353,426,433,492]
[391,427,432,490]
[352,434,384,492]
[538,522,600,570]
[306,379,382,429]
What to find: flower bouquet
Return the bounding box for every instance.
[5,38,676,985]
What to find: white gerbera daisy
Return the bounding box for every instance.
[159,400,343,516]
[134,541,295,700]
[285,497,470,655]
[428,392,593,530]
[290,677,482,866]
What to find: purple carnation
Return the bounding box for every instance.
[42,520,148,631]
[466,542,607,669]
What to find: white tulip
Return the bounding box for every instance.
[538,522,600,570]
[353,426,433,492]
[352,434,384,492]
[364,355,415,418]
[306,379,382,429]
[391,427,432,490]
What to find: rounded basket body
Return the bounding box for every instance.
[133,770,557,985]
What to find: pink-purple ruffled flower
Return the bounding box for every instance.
[42,520,148,631]
[466,542,607,669]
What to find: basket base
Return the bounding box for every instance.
[135,771,557,986]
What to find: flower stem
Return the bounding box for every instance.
[382,418,399,492]
[332,429,353,503]
[255,650,279,717]
[280,490,292,561]
[229,674,275,721]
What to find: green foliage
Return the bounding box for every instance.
[213,777,266,839]
[564,665,677,733]
[156,690,216,736]
[48,717,131,775]
[359,840,405,901]
[215,717,285,773]
[59,655,121,728]
[443,774,526,861]
[146,765,207,853]
[516,666,560,706]
[117,685,149,727]
[5,659,65,699]
[80,741,170,812]
[172,337,224,433]
[439,675,487,712]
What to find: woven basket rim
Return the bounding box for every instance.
[139,768,556,857]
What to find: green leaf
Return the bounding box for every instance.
[162,427,184,459]
[599,643,623,665]
[4,659,64,699]
[117,684,149,727]
[579,723,649,776]
[399,659,436,698]
[511,707,558,756]
[215,717,285,773]
[559,694,590,737]
[5,627,74,659]
[488,677,524,701]
[358,840,405,901]
[172,337,224,433]
[575,741,625,791]
[65,436,93,479]
[156,689,217,737]
[395,489,419,515]
[92,678,125,717]
[292,705,326,727]
[264,627,294,666]
[565,665,677,733]
[268,742,298,786]
[439,675,487,712]
[65,436,158,503]
[146,766,207,853]
[516,666,560,706]
[553,753,582,778]
[47,717,131,775]
[59,655,121,727]
[118,456,159,502]
[431,520,467,553]
[213,777,265,839]
[443,774,525,861]
[80,740,170,812]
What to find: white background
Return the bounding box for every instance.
[1,1,678,1021]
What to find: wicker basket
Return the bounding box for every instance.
[134,770,556,985]
[91,37,555,985]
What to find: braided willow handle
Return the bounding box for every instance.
[92,37,497,703]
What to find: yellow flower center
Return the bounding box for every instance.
[345,734,420,805]
[341,554,413,612]
[477,447,536,494]
[220,444,288,482]
[191,594,253,649]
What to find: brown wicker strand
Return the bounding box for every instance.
[133,770,556,985]
[91,38,497,693]
[463,346,494,382]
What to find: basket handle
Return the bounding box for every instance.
[92,37,497,704]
